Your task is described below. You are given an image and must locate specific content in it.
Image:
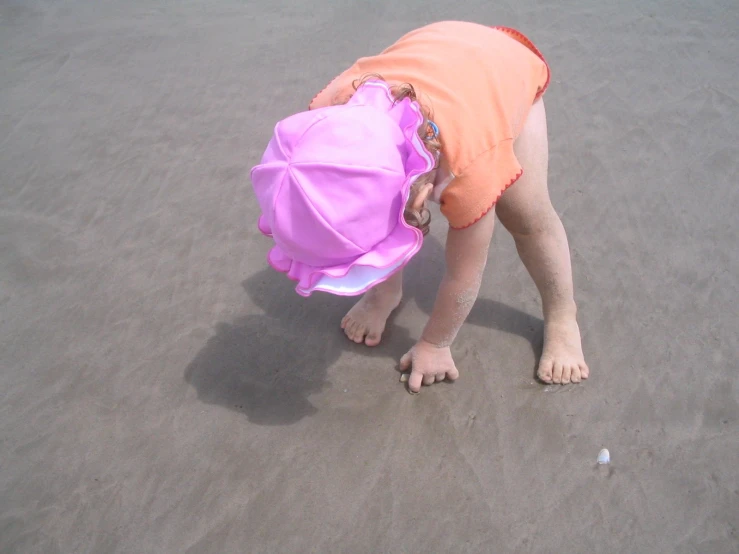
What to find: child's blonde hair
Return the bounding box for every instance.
[332,74,441,236]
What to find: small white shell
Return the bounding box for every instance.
[399,373,410,383]
[597,448,610,465]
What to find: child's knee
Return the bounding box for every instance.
[497,199,558,237]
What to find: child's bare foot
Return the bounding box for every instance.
[537,315,589,384]
[341,286,402,346]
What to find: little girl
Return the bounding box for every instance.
[251,21,589,393]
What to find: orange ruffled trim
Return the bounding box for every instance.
[448,168,524,230]
[308,74,341,110]
[492,26,551,98]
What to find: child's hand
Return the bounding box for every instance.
[399,340,460,394]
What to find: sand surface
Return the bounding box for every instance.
[1,0,738,552]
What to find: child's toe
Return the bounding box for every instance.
[551,362,564,384]
[365,332,381,346]
[344,320,358,340]
[580,363,590,379]
[570,365,582,383]
[561,364,572,384]
[537,358,554,383]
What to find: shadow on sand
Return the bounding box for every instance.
[184,235,543,425]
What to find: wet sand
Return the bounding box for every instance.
[1,0,737,552]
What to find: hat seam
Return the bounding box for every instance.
[284,165,367,254]
[284,110,333,153]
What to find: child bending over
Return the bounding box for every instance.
[251,21,589,394]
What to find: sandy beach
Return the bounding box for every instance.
[1,0,737,552]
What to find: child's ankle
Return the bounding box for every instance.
[544,300,577,321]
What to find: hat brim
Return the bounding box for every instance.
[264,219,422,297]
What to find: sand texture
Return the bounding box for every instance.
[1,0,737,552]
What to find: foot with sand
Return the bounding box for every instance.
[538,315,589,384]
[341,271,402,346]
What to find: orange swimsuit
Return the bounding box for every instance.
[309,21,550,229]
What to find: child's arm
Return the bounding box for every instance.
[423,209,495,345]
[400,209,496,392]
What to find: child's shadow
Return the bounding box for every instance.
[182,271,417,426]
[183,235,542,426]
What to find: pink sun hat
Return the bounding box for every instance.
[250,80,435,297]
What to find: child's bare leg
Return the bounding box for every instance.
[341,269,403,346]
[497,99,589,384]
